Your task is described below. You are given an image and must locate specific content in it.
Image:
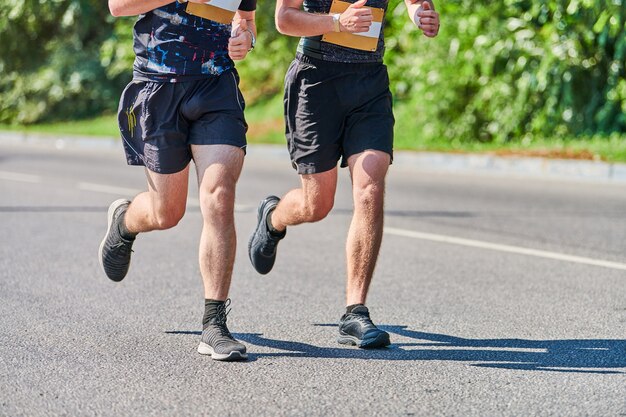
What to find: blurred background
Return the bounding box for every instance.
[0,0,624,161]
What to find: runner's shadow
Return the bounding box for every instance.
[165,327,626,373]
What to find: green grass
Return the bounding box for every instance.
[245,94,285,144]
[0,96,286,143]
[2,96,625,163]
[393,101,626,163]
[0,114,120,137]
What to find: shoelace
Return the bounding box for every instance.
[212,299,234,338]
[349,313,374,327]
[111,240,133,255]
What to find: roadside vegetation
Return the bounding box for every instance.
[1,0,624,161]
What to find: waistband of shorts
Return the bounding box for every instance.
[295,52,384,70]
[132,68,236,83]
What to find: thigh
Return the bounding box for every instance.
[192,144,245,192]
[145,165,190,214]
[300,167,339,205]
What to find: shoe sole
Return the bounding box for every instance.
[338,332,391,349]
[197,342,248,361]
[98,198,130,282]
[247,196,279,275]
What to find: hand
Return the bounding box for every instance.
[228,19,253,61]
[339,0,373,33]
[414,1,439,37]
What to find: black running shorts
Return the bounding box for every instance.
[117,70,248,174]
[283,53,394,175]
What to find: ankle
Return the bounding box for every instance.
[118,211,137,240]
[346,303,366,314]
[203,299,226,328]
[266,210,285,235]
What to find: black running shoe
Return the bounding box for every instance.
[197,300,247,361]
[98,199,135,282]
[248,195,285,275]
[338,305,390,348]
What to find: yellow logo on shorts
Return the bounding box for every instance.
[126,107,136,137]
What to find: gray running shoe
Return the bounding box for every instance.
[248,195,285,275]
[99,199,134,282]
[197,300,247,361]
[338,306,390,348]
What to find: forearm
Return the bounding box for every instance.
[275,6,335,36]
[235,10,257,37]
[109,0,174,16]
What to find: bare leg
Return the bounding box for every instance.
[345,150,390,306]
[270,168,338,231]
[124,166,190,233]
[192,144,244,301]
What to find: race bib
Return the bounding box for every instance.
[186,0,243,25]
[321,0,384,52]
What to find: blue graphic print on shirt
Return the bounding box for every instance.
[132,3,234,82]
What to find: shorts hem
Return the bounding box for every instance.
[125,159,191,175]
[187,138,247,149]
[292,159,339,175]
[340,147,394,167]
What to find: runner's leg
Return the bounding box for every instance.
[269,168,338,231]
[192,144,245,300]
[345,150,390,305]
[124,166,190,233]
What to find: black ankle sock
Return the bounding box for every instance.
[118,211,137,240]
[265,210,283,235]
[346,304,365,314]
[203,299,225,328]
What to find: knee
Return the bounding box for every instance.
[302,197,334,222]
[354,180,385,210]
[200,185,236,221]
[153,205,185,230]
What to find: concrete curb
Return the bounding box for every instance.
[2,131,625,184]
[392,152,626,183]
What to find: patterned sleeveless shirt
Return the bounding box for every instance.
[132,1,255,82]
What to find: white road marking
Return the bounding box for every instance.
[79,183,251,212]
[384,227,626,271]
[78,182,141,196]
[414,346,548,353]
[0,171,41,183]
[186,197,252,212]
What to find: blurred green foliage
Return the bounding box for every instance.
[1,0,624,146]
[0,0,130,123]
[385,0,626,144]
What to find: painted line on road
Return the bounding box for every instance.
[384,227,626,271]
[78,182,141,196]
[79,182,252,212]
[186,197,251,213]
[0,171,41,183]
[418,346,547,353]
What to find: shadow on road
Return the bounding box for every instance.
[165,326,626,373]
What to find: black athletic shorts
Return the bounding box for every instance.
[283,53,394,175]
[117,69,247,174]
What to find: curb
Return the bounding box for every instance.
[1,131,625,184]
[392,152,626,183]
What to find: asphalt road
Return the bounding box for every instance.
[1,142,625,416]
